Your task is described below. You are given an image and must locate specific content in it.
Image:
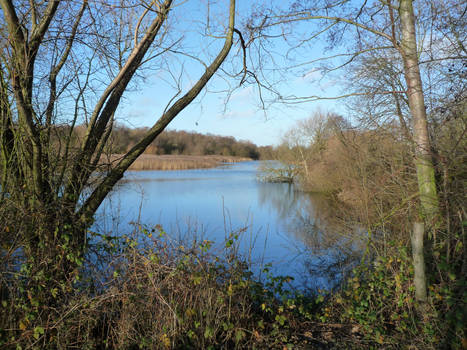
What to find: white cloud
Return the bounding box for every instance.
[299,69,322,83]
[230,85,255,101]
[221,108,256,119]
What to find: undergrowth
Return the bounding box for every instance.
[0,226,322,349]
[321,241,466,350]
[1,224,464,349]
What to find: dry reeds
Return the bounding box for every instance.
[102,154,252,171]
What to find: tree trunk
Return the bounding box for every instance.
[411,221,427,303]
[399,0,439,225]
[399,0,439,313]
[399,0,439,310]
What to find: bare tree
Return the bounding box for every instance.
[0,0,237,271]
[244,0,465,307]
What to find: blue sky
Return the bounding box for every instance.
[117,0,348,147]
[120,72,345,147]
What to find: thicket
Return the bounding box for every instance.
[1,223,359,349]
[246,1,466,345]
[265,108,466,348]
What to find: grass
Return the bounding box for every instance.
[102,154,253,171]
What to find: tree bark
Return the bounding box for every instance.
[399,0,439,225]
[399,0,439,311]
[411,221,427,303]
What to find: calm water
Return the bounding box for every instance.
[94,161,339,289]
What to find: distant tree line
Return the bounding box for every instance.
[108,125,273,160]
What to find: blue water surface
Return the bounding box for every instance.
[94,161,336,289]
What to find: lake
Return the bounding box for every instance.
[94,161,342,290]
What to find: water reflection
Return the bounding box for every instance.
[285,195,362,290]
[94,161,359,291]
[256,182,362,290]
[257,182,301,220]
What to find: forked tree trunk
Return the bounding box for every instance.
[0,0,236,304]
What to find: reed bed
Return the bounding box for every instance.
[102,154,252,171]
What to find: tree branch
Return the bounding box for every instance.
[66,0,174,201]
[264,12,395,44]
[28,1,60,55]
[78,0,237,223]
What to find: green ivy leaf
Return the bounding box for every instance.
[204,326,214,339]
[33,326,44,340]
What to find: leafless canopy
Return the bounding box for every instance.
[0,0,237,244]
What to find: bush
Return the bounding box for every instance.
[0,225,321,349]
[322,241,465,349]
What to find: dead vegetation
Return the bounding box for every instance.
[101,154,253,171]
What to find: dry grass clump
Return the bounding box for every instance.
[1,227,327,349]
[85,236,260,349]
[102,154,252,171]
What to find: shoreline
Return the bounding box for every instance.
[102,154,254,171]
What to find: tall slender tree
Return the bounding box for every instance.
[244,0,465,306]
